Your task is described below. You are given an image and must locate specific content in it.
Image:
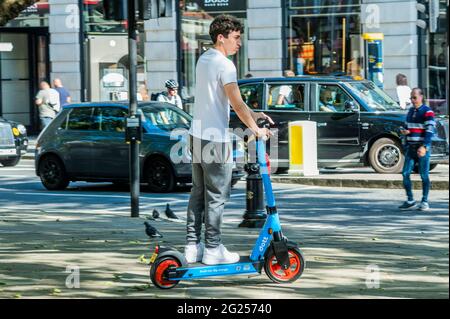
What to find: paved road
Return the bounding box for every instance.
[0,159,448,298]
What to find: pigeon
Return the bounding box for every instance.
[152,209,160,219]
[164,203,178,220]
[144,221,163,238]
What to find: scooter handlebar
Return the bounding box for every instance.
[256,118,272,129]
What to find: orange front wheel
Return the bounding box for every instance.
[264,247,305,283]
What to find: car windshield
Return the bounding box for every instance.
[345,82,402,112]
[140,105,191,131]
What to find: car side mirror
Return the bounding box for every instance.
[344,100,358,112]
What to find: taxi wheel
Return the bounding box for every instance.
[369,137,404,174]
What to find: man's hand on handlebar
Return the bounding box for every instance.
[256,127,273,139]
[253,112,275,125]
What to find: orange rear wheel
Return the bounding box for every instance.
[150,257,181,289]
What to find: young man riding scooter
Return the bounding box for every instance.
[185,14,274,265]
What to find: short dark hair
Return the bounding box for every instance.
[412,87,424,96]
[209,14,244,44]
[396,73,408,86]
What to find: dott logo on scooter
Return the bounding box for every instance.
[259,237,269,252]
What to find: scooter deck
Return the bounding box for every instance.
[168,257,264,281]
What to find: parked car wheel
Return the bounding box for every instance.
[0,156,20,167]
[145,157,175,193]
[38,155,70,190]
[369,137,404,174]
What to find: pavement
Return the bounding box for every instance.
[0,172,448,299]
[22,135,449,190]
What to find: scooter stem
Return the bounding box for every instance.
[256,138,276,208]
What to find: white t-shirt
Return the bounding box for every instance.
[157,93,183,110]
[36,88,61,118]
[278,85,293,104]
[396,85,412,110]
[189,48,237,142]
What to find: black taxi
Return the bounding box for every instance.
[0,117,28,167]
[231,76,449,174]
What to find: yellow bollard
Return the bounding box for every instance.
[288,121,319,176]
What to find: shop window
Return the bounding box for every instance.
[287,1,362,77]
[427,1,448,103]
[267,84,306,111]
[83,1,128,34]
[315,84,353,113]
[4,0,49,28]
[180,0,248,103]
[240,84,264,110]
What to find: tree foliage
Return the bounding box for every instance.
[0,0,37,26]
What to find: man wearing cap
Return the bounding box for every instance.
[157,79,183,110]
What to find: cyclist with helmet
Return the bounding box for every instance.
[157,79,183,110]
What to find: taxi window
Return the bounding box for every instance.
[315,84,354,113]
[267,84,306,111]
[239,84,264,110]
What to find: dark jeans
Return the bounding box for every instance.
[402,145,431,203]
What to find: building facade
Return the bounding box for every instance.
[0,0,448,132]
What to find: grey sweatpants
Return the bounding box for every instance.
[186,136,233,248]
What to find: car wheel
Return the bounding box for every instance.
[0,156,20,167]
[145,157,175,193]
[369,137,404,174]
[38,155,70,190]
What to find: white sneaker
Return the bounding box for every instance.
[184,243,204,264]
[202,244,240,265]
[419,202,430,211]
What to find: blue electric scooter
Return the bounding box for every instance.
[149,121,305,289]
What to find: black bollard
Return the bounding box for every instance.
[239,161,266,228]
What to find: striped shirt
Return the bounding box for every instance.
[405,104,435,148]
